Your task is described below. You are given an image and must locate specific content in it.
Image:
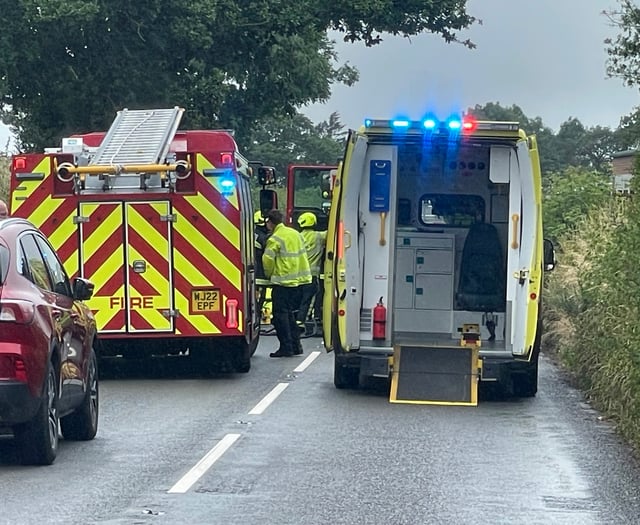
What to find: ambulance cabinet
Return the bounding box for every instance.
[393,233,455,332]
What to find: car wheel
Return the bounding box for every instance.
[61,348,99,441]
[14,361,59,465]
[334,353,359,389]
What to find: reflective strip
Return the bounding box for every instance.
[270,271,312,285]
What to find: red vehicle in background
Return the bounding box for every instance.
[285,164,338,231]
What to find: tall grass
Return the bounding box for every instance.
[544,196,640,447]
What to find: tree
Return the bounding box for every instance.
[542,166,612,243]
[468,102,622,176]
[604,1,640,89]
[244,111,346,180]
[0,1,476,151]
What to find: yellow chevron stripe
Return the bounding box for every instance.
[90,285,126,332]
[126,205,169,258]
[128,244,170,303]
[184,193,240,250]
[173,248,209,285]
[174,216,241,290]
[196,153,239,210]
[52,211,79,277]
[80,204,122,261]
[11,158,50,214]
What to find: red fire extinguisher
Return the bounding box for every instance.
[373,297,386,340]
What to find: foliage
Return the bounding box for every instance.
[542,166,612,244]
[244,111,346,210]
[468,103,623,176]
[605,1,640,89]
[244,111,345,176]
[0,0,476,151]
[0,156,8,203]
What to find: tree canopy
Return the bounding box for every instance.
[0,0,475,151]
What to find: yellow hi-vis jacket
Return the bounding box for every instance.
[263,223,312,287]
[300,228,327,277]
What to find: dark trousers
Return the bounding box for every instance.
[313,277,324,322]
[296,277,319,323]
[271,285,303,354]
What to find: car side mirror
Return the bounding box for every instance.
[73,277,95,301]
[258,166,276,186]
[543,239,556,271]
[260,189,277,214]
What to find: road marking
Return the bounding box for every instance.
[294,351,321,373]
[248,382,289,415]
[168,433,240,494]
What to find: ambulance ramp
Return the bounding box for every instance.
[390,345,480,406]
[90,107,184,166]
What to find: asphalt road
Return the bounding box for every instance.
[2,333,640,525]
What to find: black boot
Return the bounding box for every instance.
[270,313,294,357]
[270,348,293,358]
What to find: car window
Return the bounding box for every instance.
[20,234,53,291]
[0,244,9,284]
[35,235,72,296]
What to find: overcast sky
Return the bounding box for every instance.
[304,0,639,132]
[2,0,637,149]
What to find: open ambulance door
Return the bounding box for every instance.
[510,139,542,360]
[322,133,367,353]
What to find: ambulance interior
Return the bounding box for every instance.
[389,141,512,350]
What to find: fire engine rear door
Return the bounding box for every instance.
[79,202,128,333]
[79,201,173,334]
[124,201,173,333]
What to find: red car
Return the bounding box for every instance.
[0,218,98,465]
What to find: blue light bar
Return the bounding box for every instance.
[447,119,462,130]
[423,119,437,129]
[392,119,410,128]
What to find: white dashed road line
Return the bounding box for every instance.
[168,433,241,494]
[168,351,323,493]
[248,382,290,415]
[293,351,321,373]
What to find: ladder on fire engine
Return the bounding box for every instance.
[90,107,184,167]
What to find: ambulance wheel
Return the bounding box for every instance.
[512,326,541,398]
[334,353,359,389]
[512,358,538,397]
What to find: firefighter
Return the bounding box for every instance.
[296,212,327,336]
[262,209,312,357]
[254,211,271,324]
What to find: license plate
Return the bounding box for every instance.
[190,288,220,312]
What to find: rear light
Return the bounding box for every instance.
[12,156,27,171]
[220,152,234,167]
[225,298,238,329]
[0,355,28,382]
[0,300,35,324]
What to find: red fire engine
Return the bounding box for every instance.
[10,107,261,372]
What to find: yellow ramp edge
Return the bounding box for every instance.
[390,344,480,406]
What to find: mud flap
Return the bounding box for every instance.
[389,344,481,406]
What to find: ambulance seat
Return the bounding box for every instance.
[456,223,506,312]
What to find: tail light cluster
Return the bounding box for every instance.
[0,300,36,324]
[0,355,27,382]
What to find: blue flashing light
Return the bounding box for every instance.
[364,118,373,127]
[392,119,410,128]
[423,118,437,129]
[447,119,462,130]
[220,177,235,190]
